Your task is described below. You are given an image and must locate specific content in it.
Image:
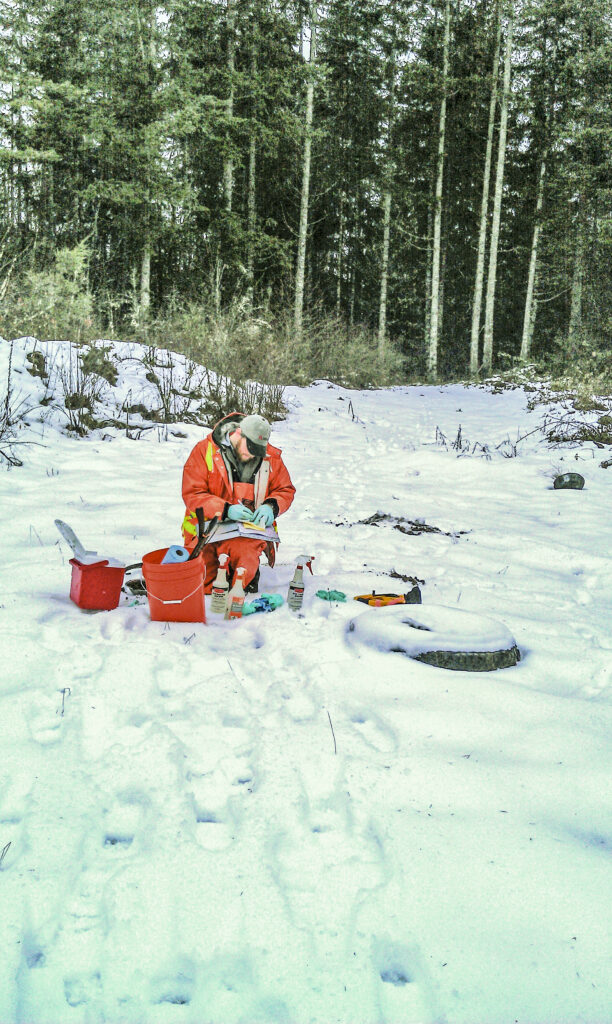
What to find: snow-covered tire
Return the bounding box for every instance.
[347,603,520,672]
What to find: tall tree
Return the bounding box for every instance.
[482,0,514,375]
[519,0,561,360]
[428,0,451,381]
[135,1,159,316]
[470,1,502,374]
[377,34,397,357]
[294,3,318,341]
[520,153,546,360]
[223,0,236,214]
[245,31,258,308]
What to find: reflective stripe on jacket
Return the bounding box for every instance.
[181,417,295,543]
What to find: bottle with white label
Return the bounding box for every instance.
[287,562,305,612]
[225,567,246,620]
[210,553,230,614]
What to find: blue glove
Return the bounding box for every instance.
[252,505,274,528]
[227,503,254,522]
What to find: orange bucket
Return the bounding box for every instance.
[142,548,206,623]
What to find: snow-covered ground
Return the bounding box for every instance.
[1,338,611,1024]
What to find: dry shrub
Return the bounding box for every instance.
[137,298,405,391]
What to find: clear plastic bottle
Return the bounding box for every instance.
[287,562,305,612]
[210,553,230,614]
[225,567,246,620]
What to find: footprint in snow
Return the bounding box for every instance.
[279,684,320,723]
[150,965,195,1006]
[190,765,249,852]
[102,790,151,853]
[580,660,612,700]
[348,707,397,754]
[21,935,46,970]
[126,710,149,728]
[194,810,233,851]
[188,745,255,852]
[219,714,253,752]
[26,695,64,746]
[155,659,194,698]
[62,873,107,947]
[0,773,36,870]
[178,706,256,850]
[374,937,443,1024]
[64,971,102,1008]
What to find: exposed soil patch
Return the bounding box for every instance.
[389,568,425,586]
[352,512,468,539]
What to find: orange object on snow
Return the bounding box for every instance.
[354,593,407,608]
[142,548,206,623]
[181,412,295,591]
[181,412,295,531]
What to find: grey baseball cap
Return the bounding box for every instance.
[240,414,271,456]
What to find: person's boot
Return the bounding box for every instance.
[245,567,260,594]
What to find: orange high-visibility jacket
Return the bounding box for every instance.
[181,412,295,544]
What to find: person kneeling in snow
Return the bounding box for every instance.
[181,412,295,593]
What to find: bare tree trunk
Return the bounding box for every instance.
[350,194,360,327]
[378,48,396,358]
[223,0,236,213]
[428,0,451,381]
[246,136,256,306]
[378,190,392,356]
[440,243,447,347]
[470,2,501,374]
[424,205,433,350]
[336,189,344,311]
[212,256,223,314]
[136,6,156,318]
[568,208,585,343]
[294,4,317,341]
[14,81,23,231]
[482,2,513,376]
[246,38,257,308]
[349,211,357,328]
[520,155,546,360]
[140,246,151,316]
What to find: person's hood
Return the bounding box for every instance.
[209,411,282,457]
[211,411,245,447]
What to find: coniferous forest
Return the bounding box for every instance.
[1,1,611,382]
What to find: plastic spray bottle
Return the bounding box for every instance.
[210,553,230,614]
[225,567,246,620]
[287,562,305,612]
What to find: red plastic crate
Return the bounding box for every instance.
[69,558,125,611]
